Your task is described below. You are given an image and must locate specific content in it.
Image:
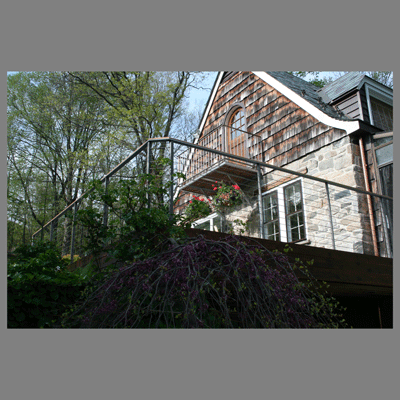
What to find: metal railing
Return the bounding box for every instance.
[32,137,393,260]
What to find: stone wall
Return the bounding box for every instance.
[222,137,375,255]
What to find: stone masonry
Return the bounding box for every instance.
[222,136,375,255]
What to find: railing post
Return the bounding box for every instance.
[70,201,78,263]
[221,125,226,154]
[257,164,265,239]
[325,182,336,250]
[103,176,109,226]
[382,197,393,257]
[169,140,174,219]
[50,220,54,241]
[146,141,151,208]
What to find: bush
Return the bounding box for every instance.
[62,254,81,263]
[7,241,87,328]
[77,167,188,267]
[61,236,347,329]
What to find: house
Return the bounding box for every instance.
[175,71,393,258]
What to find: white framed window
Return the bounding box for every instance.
[192,212,222,232]
[263,179,307,243]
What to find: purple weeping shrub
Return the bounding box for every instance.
[62,236,347,329]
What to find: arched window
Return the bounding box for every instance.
[229,108,246,140]
[225,107,248,158]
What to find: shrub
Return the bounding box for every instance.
[62,254,81,263]
[7,241,87,328]
[77,166,188,268]
[61,236,347,329]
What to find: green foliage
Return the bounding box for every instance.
[7,241,87,328]
[68,71,207,147]
[184,195,212,223]
[8,71,208,251]
[77,168,188,268]
[288,71,330,88]
[225,219,250,236]
[62,254,81,263]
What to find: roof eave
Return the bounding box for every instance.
[254,71,361,135]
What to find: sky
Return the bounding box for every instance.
[187,71,218,111]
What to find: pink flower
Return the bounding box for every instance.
[213,187,218,191]
[189,201,192,204]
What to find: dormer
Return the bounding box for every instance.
[318,72,393,132]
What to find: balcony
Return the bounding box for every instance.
[176,127,259,197]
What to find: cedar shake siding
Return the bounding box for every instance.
[200,71,349,169]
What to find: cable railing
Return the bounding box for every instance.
[32,137,393,261]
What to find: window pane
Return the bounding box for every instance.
[263,191,280,241]
[288,213,305,242]
[265,221,280,241]
[375,143,393,166]
[230,109,245,140]
[285,182,302,214]
[290,225,300,242]
[284,181,306,242]
[374,136,392,147]
[212,214,222,231]
[370,97,393,131]
[194,221,211,231]
[263,192,278,222]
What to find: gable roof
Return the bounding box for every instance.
[195,71,362,144]
[318,71,366,103]
[265,71,352,121]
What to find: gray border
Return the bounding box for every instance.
[2,1,398,400]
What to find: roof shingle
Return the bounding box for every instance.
[265,71,352,121]
[317,72,366,103]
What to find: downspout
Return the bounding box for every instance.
[358,136,379,256]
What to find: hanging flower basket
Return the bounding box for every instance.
[211,181,243,213]
[185,195,212,222]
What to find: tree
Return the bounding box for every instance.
[289,71,393,88]
[7,71,210,250]
[68,71,209,204]
[7,72,109,252]
[68,71,208,147]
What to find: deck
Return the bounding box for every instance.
[179,158,257,196]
